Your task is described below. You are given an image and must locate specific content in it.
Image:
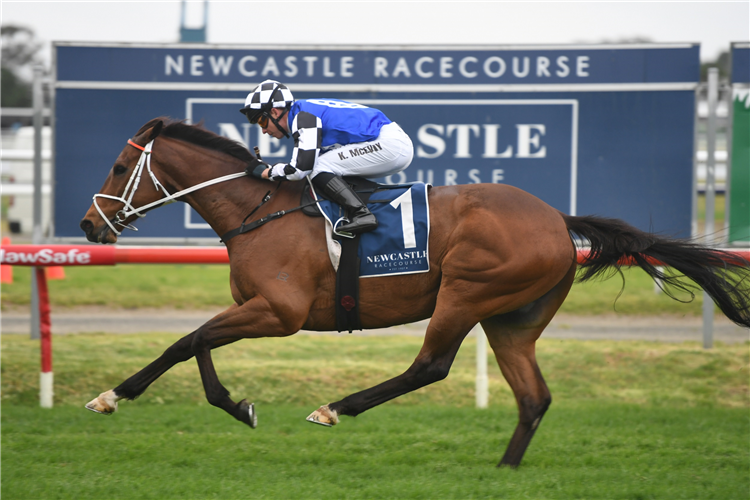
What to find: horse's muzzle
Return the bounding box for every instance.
[80,218,117,244]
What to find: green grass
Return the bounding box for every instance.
[3,334,748,409]
[3,404,747,500]
[0,263,725,318]
[1,264,234,309]
[2,334,748,499]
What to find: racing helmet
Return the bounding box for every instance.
[239,80,294,124]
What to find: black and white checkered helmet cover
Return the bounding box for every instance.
[243,80,295,111]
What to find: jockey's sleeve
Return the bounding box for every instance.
[270,111,322,181]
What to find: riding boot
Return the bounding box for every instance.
[316,174,378,234]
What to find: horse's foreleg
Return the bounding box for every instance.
[190,297,300,428]
[85,330,198,414]
[85,304,242,415]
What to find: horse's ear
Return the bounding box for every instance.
[148,120,164,141]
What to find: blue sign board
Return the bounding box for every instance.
[731,42,750,84]
[53,43,700,242]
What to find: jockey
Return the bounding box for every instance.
[240,80,414,235]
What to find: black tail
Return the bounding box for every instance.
[563,214,750,328]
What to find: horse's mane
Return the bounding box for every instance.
[136,117,255,164]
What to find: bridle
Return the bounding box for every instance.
[92,138,247,236]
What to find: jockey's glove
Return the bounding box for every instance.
[268,163,304,181]
[245,158,271,179]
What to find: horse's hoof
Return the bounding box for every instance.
[238,399,257,429]
[306,405,339,427]
[85,391,118,415]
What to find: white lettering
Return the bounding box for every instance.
[392,57,411,78]
[0,249,93,265]
[492,169,505,183]
[576,56,590,77]
[262,56,280,77]
[323,57,335,77]
[340,57,354,77]
[482,124,513,158]
[39,249,52,264]
[516,124,547,158]
[374,57,389,77]
[446,124,480,158]
[468,169,482,184]
[556,56,570,77]
[67,249,79,264]
[440,57,453,78]
[444,169,458,185]
[303,56,318,76]
[416,124,445,158]
[415,57,434,78]
[209,55,233,76]
[284,56,298,77]
[459,57,478,78]
[190,55,204,76]
[536,56,551,77]
[165,55,183,75]
[483,56,506,78]
[512,57,530,78]
[238,55,257,77]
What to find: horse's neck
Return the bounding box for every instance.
[160,142,299,239]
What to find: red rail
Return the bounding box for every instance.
[1,244,748,267]
[0,245,230,266]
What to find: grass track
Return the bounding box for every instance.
[2,404,748,499]
[2,333,749,499]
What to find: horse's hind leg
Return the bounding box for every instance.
[316,301,478,424]
[481,262,576,468]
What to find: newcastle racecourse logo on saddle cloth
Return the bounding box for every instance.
[317,183,430,278]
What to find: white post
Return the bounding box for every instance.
[475,325,488,409]
[40,372,54,408]
[702,68,718,350]
[30,64,45,340]
[653,266,664,294]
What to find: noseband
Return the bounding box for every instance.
[92,139,248,236]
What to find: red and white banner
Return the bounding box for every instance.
[1,244,747,267]
[0,245,229,266]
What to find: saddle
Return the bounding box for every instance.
[302,177,412,334]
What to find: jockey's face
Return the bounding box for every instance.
[260,108,289,139]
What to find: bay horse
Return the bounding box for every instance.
[80,118,750,468]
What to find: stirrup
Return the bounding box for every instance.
[333,217,356,239]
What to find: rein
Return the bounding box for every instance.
[220,180,321,243]
[96,138,320,241]
[93,139,247,236]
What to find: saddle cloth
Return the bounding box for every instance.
[310,180,431,278]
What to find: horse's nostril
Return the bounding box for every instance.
[80,219,94,233]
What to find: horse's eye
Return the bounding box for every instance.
[113,164,128,175]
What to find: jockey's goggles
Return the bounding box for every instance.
[239,107,266,126]
[254,113,270,128]
[240,106,290,139]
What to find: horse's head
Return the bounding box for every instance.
[80,119,165,243]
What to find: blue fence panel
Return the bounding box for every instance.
[54,43,699,241]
